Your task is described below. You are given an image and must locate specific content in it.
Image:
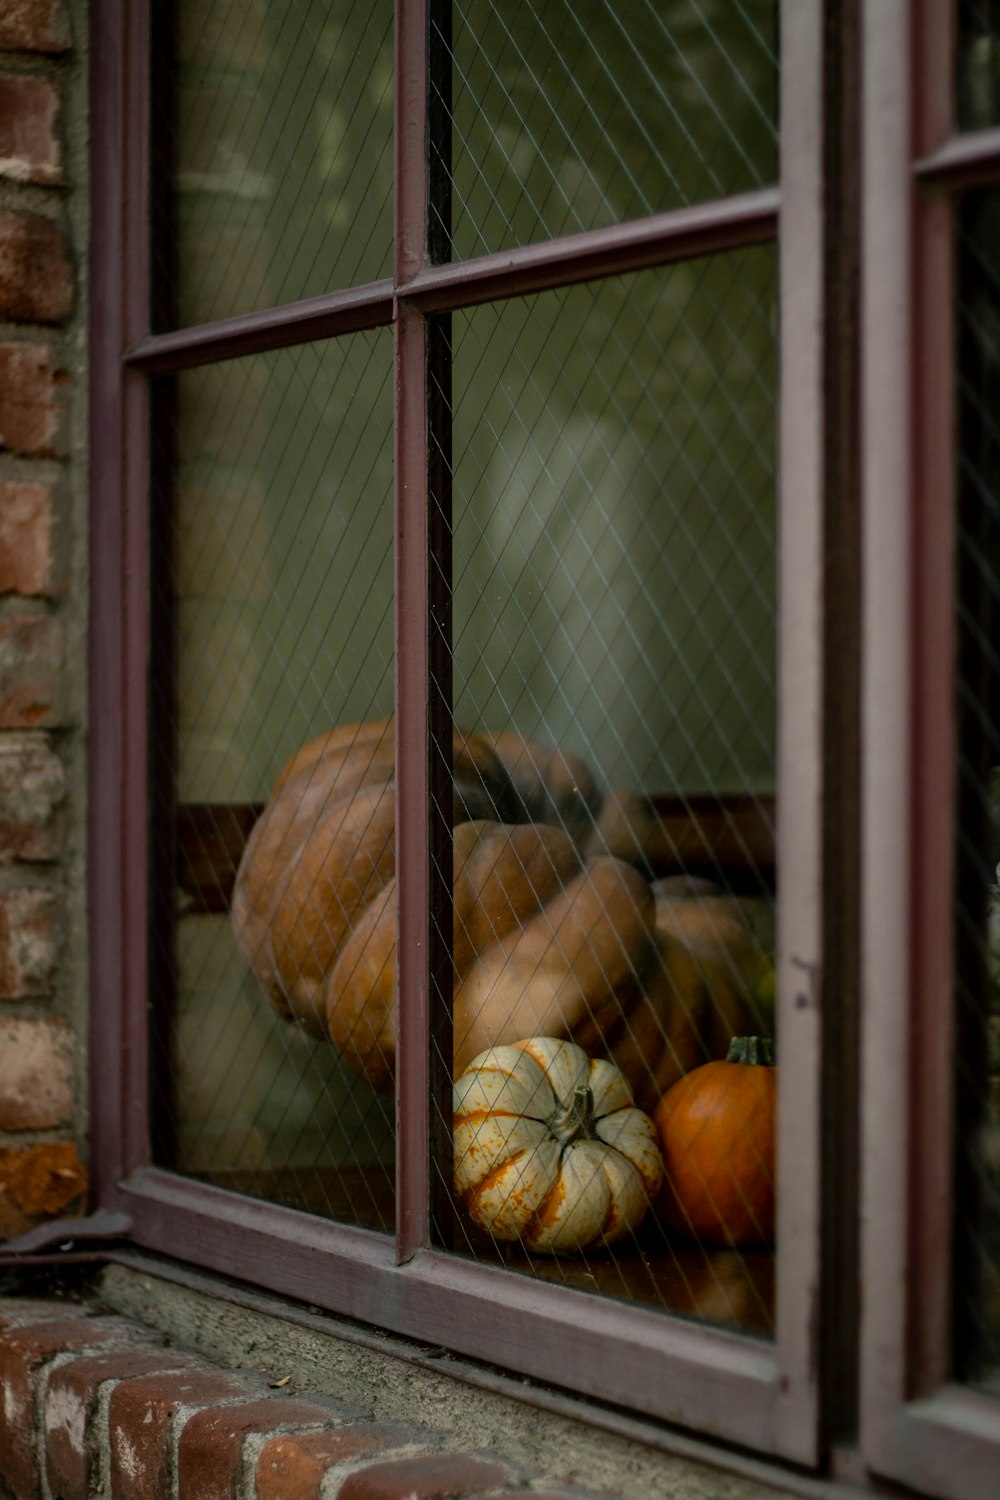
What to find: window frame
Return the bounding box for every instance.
[859,2,1000,1495]
[88,0,828,1462]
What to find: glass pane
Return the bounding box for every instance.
[155,0,393,328]
[152,333,395,1232]
[443,0,778,261]
[439,253,778,1333]
[957,1,1000,131]
[955,188,1000,1389]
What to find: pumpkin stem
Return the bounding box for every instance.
[547,1084,596,1145]
[726,1036,776,1066]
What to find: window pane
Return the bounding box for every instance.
[442,0,778,261]
[957,1,1000,131]
[152,333,395,1232]
[955,188,1000,1389]
[155,0,393,329]
[440,253,778,1333]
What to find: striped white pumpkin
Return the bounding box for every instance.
[453,1037,664,1254]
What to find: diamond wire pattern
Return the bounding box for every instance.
[435,253,777,1331]
[440,0,778,261]
[955,188,1000,1390]
[957,0,1000,131]
[156,0,393,330]
[151,332,396,1232]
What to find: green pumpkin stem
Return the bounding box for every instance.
[726,1036,776,1066]
[548,1084,596,1145]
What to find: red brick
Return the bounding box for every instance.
[0,78,61,186]
[0,2,69,53]
[0,210,70,322]
[0,1015,74,1129]
[0,887,58,995]
[0,483,55,596]
[255,1427,413,1500]
[0,344,65,456]
[107,1369,257,1500]
[336,1453,516,1500]
[178,1397,349,1500]
[0,1316,144,1500]
[45,1345,204,1500]
[0,1140,86,1238]
[0,614,62,727]
[0,732,65,862]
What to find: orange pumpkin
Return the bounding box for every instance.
[232,718,764,1105]
[653,1036,776,1247]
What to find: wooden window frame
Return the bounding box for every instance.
[860,2,1000,1496]
[88,0,828,1463]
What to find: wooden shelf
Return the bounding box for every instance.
[176,794,776,916]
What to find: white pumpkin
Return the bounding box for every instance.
[453,1036,664,1253]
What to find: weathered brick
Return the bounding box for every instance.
[0,78,61,186]
[0,1015,74,1129]
[255,1427,399,1500]
[0,1140,86,1238]
[0,210,71,322]
[336,1453,516,1500]
[107,1369,257,1500]
[0,2,70,53]
[0,614,62,728]
[0,344,65,457]
[45,1345,204,1500]
[0,483,55,596]
[0,1317,142,1500]
[0,731,65,862]
[0,887,58,996]
[179,1397,350,1500]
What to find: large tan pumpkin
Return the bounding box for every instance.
[232,718,763,1108]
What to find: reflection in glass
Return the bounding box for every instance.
[156,0,392,328]
[441,253,779,1333]
[955,189,1000,1389]
[957,0,1000,130]
[152,334,395,1231]
[445,0,778,259]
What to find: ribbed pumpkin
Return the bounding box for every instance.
[454,1037,664,1252]
[653,1036,777,1247]
[232,718,763,1105]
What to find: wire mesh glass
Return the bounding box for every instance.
[957,0,1000,131]
[436,251,778,1334]
[153,0,393,330]
[439,0,778,262]
[955,187,1000,1390]
[150,332,396,1233]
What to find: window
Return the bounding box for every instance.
[859,4,1000,1498]
[96,0,1000,1483]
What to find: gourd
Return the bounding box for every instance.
[232,717,764,1105]
[453,1037,664,1252]
[653,1036,777,1247]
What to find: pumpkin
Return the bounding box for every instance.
[453,1036,664,1252]
[232,718,764,1104]
[653,1036,777,1247]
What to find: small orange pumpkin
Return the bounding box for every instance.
[653,1036,776,1248]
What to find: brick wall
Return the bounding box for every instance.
[0,0,88,1241]
[0,1296,615,1500]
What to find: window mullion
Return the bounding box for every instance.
[394,0,445,1263]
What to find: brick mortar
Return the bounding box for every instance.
[0,0,89,1237]
[235,1417,348,1499]
[34,1338,179,1500]
[0,1299,632,1500]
